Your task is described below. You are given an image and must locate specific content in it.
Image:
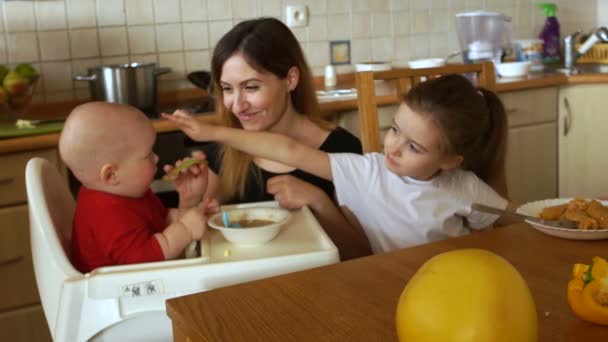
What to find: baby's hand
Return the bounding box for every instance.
[179,199,210,240]
[166,151,209,208]
[161,110,214,142]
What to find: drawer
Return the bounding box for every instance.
[500,87,558,128]
[0,305,52,342]
[0,205,40,311]
[0,148,60,207]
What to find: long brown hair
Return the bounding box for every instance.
[404,74,507,185]
[210,17,323,201]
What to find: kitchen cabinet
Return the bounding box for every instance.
[558,84,608,197]
[0,148,63,342]
[336,87,558,204]
[501,87,558,204]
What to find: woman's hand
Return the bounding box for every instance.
[165,151,208,208]
[161,110,215,142]
[267,175,325,210]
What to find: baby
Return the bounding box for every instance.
[59,102,217,273]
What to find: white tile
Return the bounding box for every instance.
[371,37,393,61]
[183,22,209,50]
[306,41,329,67]
[156,24,184,52]
[289,26,307,42]
[41,61,73,91]
[412,0,429,10]
[128,26,156,54]
[0,36,7,63]
[328,14,350,40]
[372,12,391,37]
[308,15,327,41]
[4,1,36,32]
[429,32,448,57]
[97,0,126,26]
[181,0,207,21]
[352,0,371,12]
[154,0,182,23]
[36,0,68,31]
[101,55,130,65]
[0,6,4,33]
[449,0,466,11]
[410,34,429,58]
[69,29,100,58]
[433,0,449,9]
[413,10,430,33]
[158,52,186,80]
[390,0,410,11]
[39,31,70,61]
[129,54,158,65]
[207,0,232,20]
[208,20,233,48]
[99,27,128,56]
[306,0,328,15]
[259,0,281,17]
[185,50,211,72]
[327,0,350,13]
[71,58,101,89]
[126,0,155,25]
[394,36,411,59]
[393,11,410,35]
[465,0,483,11]
[352,13,371,39]
[6,32,39,63]
[369,0,389,11]
[232,0,258,19]
[351,38,371,63]
[66,0,97,29]
[430,9,449,33]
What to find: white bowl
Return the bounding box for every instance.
[355,62,392,72]
[494,61,532,78]
[407,58,446,69]
[208,207,291,245]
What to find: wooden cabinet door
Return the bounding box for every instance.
[558,85,608,197]
[506,123,558,203]
[0,305,52,342]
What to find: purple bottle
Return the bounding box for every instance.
[538,3,561,64]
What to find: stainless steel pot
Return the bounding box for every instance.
[74,62,171,114]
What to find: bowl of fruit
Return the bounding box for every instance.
[0,63,39,118]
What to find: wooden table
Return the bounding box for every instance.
[166,223,608,341]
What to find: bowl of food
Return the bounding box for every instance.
[494,61,532,78]
[208,207,291,245]
[517,198,608,240]
[0,63,39,118]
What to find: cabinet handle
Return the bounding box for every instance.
[563,97,572,136]
[0,177,14,186]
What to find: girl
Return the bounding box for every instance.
[164,74,519,254]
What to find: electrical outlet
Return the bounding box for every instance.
[286,5,308,28]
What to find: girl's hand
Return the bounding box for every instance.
[267,175,325,210]
[161,110,214,141]
[165,151,209,208]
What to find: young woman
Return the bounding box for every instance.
[190,17,371,260]
[165,74,521,254]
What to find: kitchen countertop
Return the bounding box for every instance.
[3,69,608,155]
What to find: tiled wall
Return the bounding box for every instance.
[0,0,598,104]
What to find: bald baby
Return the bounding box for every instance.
[59,102,155,189]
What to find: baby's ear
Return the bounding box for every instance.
[439,154,464,171]
[100,163,119,185]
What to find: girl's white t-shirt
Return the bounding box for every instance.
[329,152,508,254]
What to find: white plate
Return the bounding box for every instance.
[517,198,608,240]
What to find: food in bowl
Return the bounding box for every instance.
[208,207,291,245]
[494,61,531,78]
[539,198,608,230]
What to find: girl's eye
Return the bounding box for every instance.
[389,125,399,134]
[407,143,420,153]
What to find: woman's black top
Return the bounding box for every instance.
[200,127,362,204]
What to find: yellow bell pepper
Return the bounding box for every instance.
[567,257,608,325]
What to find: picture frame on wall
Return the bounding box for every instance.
[329,40,351,65]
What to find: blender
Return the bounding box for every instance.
[455,11,511,64]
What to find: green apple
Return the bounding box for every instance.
[3,71,29,96]
[15,63,38,82]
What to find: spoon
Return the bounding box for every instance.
[471,203,579,229]
[222,210,241,228]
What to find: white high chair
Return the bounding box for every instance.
[26,157,339,342]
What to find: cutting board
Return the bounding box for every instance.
[0,121,64,139]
